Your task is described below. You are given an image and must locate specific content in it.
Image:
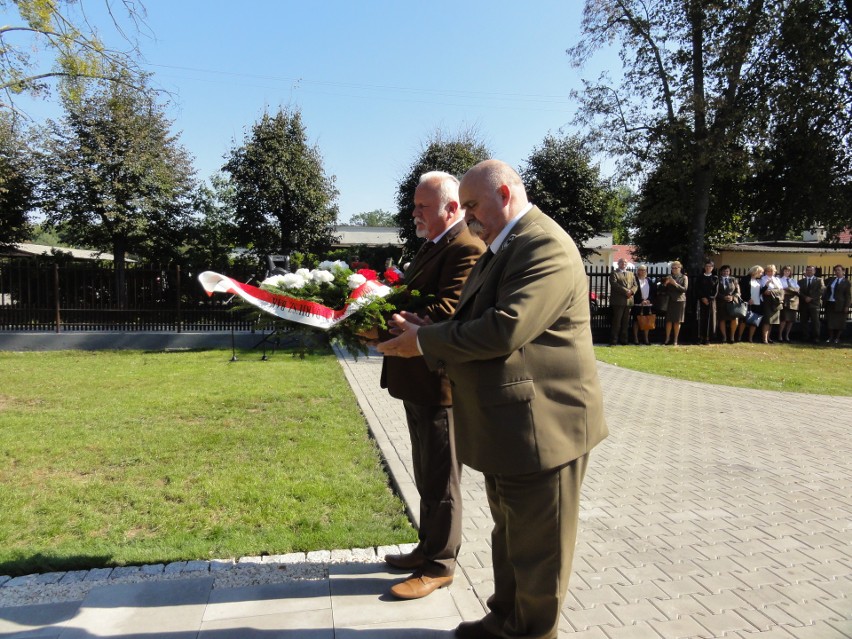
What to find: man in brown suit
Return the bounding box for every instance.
[379,171,484,599]
[798,265,825,342]
[379,160,608,639]
[609,257,637,345]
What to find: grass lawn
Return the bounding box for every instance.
[0,348,416,577]
[595,341,851,396]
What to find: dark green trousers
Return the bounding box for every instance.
[480,453,589,639]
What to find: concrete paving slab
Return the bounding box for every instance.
[328,563,460,628]
[203,580,330,623]
[57,577,212,639]
[0,600,80,638]
[198,607,334,638]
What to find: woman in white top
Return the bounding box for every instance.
[777,265,800,342]
[737,265,764,343]
[759,264,783,344]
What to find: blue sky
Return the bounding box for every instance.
[9,1,617,221]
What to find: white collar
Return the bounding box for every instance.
[490,203,533,254]
[429,217,464,245]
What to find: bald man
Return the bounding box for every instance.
[379,160,608,639]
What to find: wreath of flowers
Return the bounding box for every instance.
[237,261,421,358]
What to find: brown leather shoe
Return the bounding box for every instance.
[455,620,501,638]
[388,571,453,599]
[383,548,425,570]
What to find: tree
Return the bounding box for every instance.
[568,0,852,275]
[182,172,238,274]
[520,133,611,260]
[395,128,490,256]
[0,0,146,115]
[40,72,195,305]
[348,209,395,227]
[0,112,35,248]
[223,107,339,258]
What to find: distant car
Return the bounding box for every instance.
[589,290,598,314]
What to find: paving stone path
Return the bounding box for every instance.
[338,350,852,638]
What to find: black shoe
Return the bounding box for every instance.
[456,620,502,639]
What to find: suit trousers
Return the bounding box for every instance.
[610,305,630,344]
[698,299,716,341]
[402,401,462,577]
[799,303,821,340]
[480,453,590,639]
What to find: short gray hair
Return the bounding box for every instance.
[419,171,460,205]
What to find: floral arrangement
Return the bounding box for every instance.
[199,261,423,358]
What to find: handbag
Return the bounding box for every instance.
[637,313,657,331]
[654,292,669,314]
[726,299,748,320]
[745,309,763,327]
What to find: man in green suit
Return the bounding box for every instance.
[378,160,608,639]
[379,171,485,599]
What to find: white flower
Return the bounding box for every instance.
[347,273,367,289]
[311,269,335,284]
[318,260,349,271]
[261,274,288,287]
[295,268,312,279]
[280,273,307,289]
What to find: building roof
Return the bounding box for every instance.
[4,243,133,262]
[334,226,403,247]
[718,240,852,254]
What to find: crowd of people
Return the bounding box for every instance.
[609,260,851,346]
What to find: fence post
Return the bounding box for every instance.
[54,263,61,333]
[176,264,182,333]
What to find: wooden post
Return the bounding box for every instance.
[54,263,61,333]
[176,264,182,333]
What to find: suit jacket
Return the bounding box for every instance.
[418,207,608,475]
[798,275,825,307]
[823,276,852,312]
[716,275,740,303]
[610,269,637,307]
[632,277,656,307]
[380,221,484,407]
[663,273,688,302]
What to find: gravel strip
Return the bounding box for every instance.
[0,544,417,608]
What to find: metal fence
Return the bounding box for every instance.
[1,259,848,339]
[0,259,256,332]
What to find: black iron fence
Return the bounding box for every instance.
[0,259,256,332]
[1,259,848,340]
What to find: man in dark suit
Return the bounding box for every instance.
[379,171,484,599]
[378,160,608,639]
[798,265,825,342]
[609,257,636,345]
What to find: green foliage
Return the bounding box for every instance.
[395,128,490,257]
[224,107,339,258]
[520,132,610,259]
[0,0,144,113]
[570,0,852,270]
[39,71,196,268]
[0,349,415,576]
[348,209,396,227]
[182,173,238,273]
[0,113,34,247]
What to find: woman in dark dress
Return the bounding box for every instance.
[662,261,688,347]
[631,264,656,345]
[715,264,741,344]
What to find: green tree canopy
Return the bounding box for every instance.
[569,0,852,274]
[520,132,610,260]
[0,113,35,248]
[395,129,490,256]
[348,209,395,227]
[182,172,239,274]
[0,0,146,115]
[39,72,195,303]
[223,107,339,258]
